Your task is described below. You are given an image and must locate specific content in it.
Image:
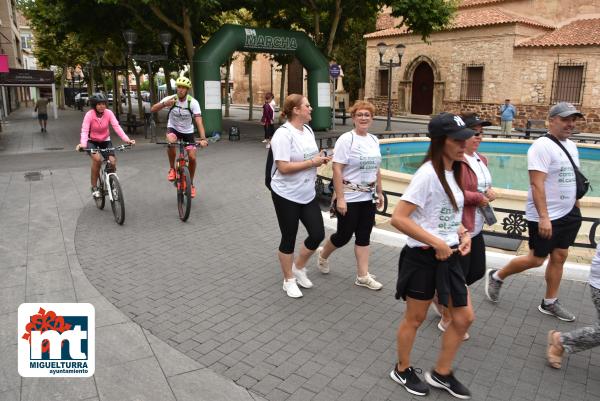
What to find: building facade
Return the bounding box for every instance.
[364,0,600,131]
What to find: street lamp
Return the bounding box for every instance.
[377,42,405,131]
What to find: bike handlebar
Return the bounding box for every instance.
[79,144,133,153]
[155,141,200,147]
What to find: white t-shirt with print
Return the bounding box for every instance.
[464,153,492,236]
[401,161,464,248]
[270,122,320,204]
[162,95,202,134]
[332,131,381,202]
[526,136,579,222]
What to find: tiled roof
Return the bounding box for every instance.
[516,18,600,47]
[364,7,553,39]
[459,0,511,8]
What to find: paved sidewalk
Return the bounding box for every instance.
[1,106,599,401]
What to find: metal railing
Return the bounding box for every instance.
[316,174,599,249]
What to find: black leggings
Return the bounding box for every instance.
[271,191,325,254]
[330,200,376,247]
[460,232,486,286]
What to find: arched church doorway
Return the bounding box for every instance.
[410,62,434,115]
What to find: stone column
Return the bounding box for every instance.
[433,81,445,114]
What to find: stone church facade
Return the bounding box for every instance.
[364,0,600,131]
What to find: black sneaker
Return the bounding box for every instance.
[389,365,429,396]
[425,370,471,399]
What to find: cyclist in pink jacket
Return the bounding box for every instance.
[75,93,135,198]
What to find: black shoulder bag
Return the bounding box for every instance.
[544,134,590,199]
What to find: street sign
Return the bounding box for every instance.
[329,64,340,78]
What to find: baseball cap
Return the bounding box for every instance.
[549,102,583,118]
[428,112,474,140]
[463,115,492,128]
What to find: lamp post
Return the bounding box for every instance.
[377,42,405,131]
[270,59,275,94]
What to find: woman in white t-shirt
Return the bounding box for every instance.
[315,101,384,290]
[389,113,473,399]
[434,112,497,340]
[270,94,331,298]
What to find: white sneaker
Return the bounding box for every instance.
[316,247,330,274]
[283,278,303,298]
[262,139,268,143]
[355,273,383,290]
[265,143,271,149]
[91,187,101,198]
[292,264,313,288]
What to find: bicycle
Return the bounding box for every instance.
[79,144,132,225]
[156,140,199,222]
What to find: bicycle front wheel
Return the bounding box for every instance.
[95,175,105,210]
[177,166,192,222]
[109,175,125,225]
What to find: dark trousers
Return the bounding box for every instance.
[271,191,324,254]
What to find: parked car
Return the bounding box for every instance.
[107,93,113,104]
[74,92,89,106]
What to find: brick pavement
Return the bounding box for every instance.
[74,131,600,401]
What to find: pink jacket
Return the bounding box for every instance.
[459,153,488,232]
[80,109,130,147]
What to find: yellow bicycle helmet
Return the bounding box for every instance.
[175,76,192,89]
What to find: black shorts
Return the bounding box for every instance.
[395,246,468,307]
[460,232,486,286]
[37,113,48,121]
[528,206,582,258]
[87,140,114,159]
[167,128,195,144]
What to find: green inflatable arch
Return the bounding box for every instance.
[194,24,331,133]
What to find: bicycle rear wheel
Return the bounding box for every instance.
[177,166,192,221]
[95,175,105,210]
[109,175,125,225]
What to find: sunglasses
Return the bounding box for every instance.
[473,133,482,137]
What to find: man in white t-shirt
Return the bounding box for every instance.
[150,76,208,198]
[486,102,584,322]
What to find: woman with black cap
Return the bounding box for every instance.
[389,112,473,399]
[435,112,496,341]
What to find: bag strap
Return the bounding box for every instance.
[544,134,579,172]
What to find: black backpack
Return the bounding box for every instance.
[265,124,314,190]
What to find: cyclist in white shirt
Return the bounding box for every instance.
[151,76,208,198]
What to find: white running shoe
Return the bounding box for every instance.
[292,264,313,288]
[283,278,303,298]
[355,273,383,290]
[316,247,330,274]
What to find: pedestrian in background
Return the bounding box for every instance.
[261,92,275,148]
[499,99,516,135]
[34,96,50,132]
